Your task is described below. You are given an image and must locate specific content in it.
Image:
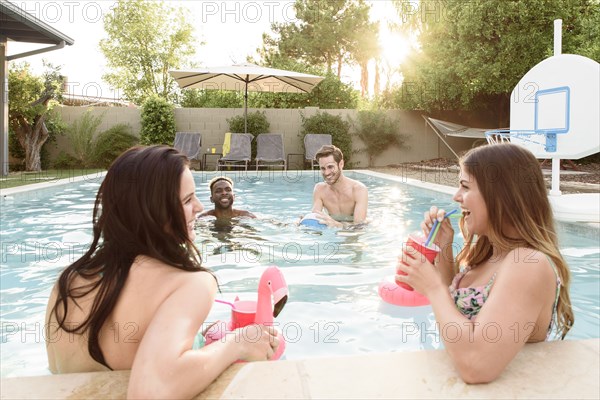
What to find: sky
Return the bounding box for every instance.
[8,0,413,101]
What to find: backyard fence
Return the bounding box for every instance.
[50,106,479,168]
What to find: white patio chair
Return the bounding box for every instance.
[216,133,253,171]
[255,133,286,171]
[304,134,332,169]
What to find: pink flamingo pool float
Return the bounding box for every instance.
[205,266,288,360]
[378,276,430,307]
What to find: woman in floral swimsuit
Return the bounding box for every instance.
[396,143,573,383]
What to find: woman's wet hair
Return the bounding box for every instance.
[50,145,213,368]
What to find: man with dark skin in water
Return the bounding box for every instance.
[199,176,256,219]
[311,144,368,228]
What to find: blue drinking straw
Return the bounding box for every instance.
[424,209,459,246]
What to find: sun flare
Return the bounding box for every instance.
[379,31,413,67]
[364,0,420,90]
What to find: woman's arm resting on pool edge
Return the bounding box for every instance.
[398,249,554,383]
[127,271,277,399]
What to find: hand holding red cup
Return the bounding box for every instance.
[396,234,440,291]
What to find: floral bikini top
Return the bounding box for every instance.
[449,266,496,320]
[449,259,561,338]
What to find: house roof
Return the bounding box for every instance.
[0,0,74,45]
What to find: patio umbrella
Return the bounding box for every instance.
[170,63,324,133]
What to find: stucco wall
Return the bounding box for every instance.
[52,106,478,168]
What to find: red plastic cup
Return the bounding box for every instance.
[396,234,440,291]
[230,300,257,329]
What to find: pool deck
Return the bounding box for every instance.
[362,170,600,224]
[1,338,598,399]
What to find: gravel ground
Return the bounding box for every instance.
[370,159,600,194]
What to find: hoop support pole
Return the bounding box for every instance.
[550,157,562,196]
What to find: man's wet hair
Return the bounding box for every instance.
[315,144,343,164]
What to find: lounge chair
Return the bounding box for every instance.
[255,133,286,171]
[303,134,332,169]
[216,133,253,171]
[173,132,202,169]
[222,132,232,157]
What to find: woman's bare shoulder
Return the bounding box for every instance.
[499,248,554,284]
[129,257,216,294]
[503,248,549,267]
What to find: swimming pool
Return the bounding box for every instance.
[1,170,598,378]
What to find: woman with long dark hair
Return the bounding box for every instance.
[45,146,278,398]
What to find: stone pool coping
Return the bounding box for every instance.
[1,338,598,399]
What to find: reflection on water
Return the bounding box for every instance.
[197,218,264,256]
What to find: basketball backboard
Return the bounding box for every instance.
[509,54,599,159]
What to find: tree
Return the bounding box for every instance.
[8,62,65,171]
[180,89,243,108]
[250,73,359,110]
[100,0,196,104]
[565,0,600,62]
[342,2,380,97]
[260,0,378,85]
[181,55,359,110]
[393,0,599,125]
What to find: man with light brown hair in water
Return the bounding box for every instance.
[311,144,368,228]
[199,176,256,219]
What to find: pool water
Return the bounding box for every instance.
[1,171,598,378]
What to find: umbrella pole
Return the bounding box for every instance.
[244,84,248,133]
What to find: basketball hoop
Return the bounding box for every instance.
[485,129,556,153]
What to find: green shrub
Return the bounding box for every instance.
[43,110,67,169]
[300,112,353,166]
[227,111,270,158]
[8,133,25,170]
[227,111,270,135]
[140,95,176,145]
[66,109,104,167]
[351,110,410,167]
[91,124,139,168]
[8,128,24,170]
[53,151,82,169]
